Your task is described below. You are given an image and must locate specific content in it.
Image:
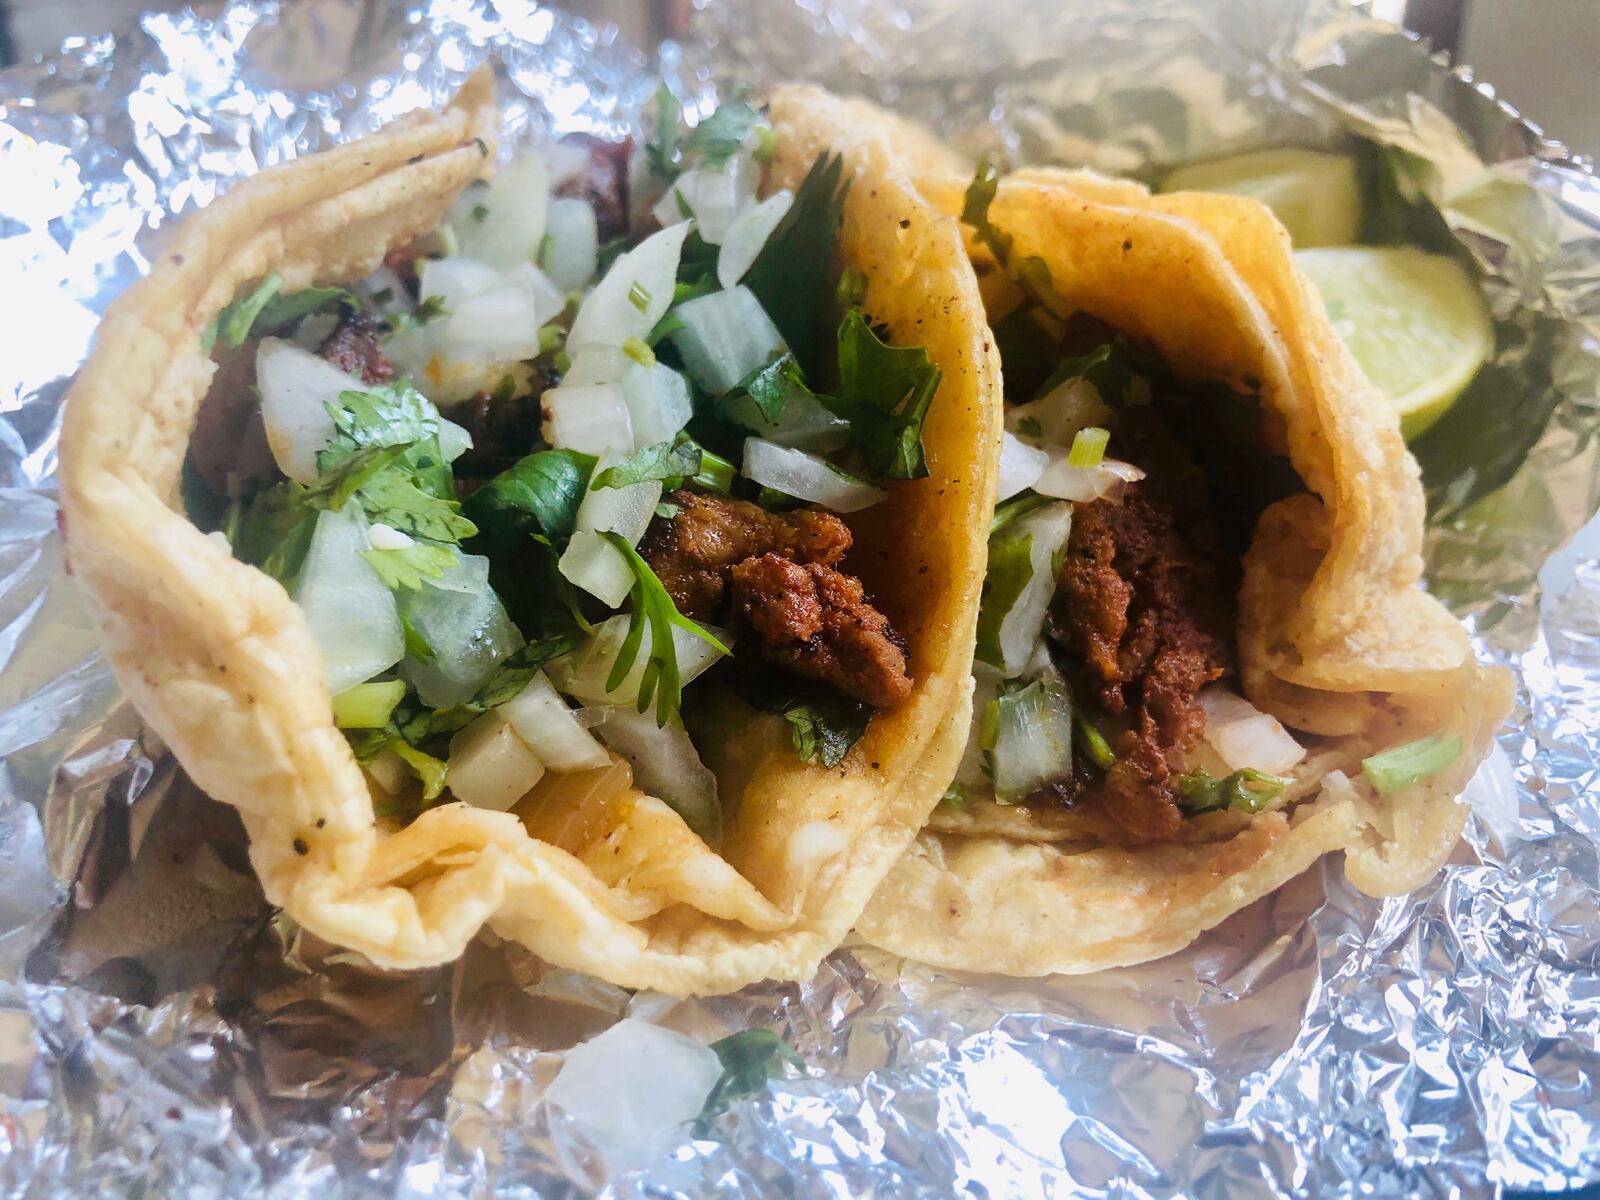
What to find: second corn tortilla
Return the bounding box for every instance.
[854,166,1512,976]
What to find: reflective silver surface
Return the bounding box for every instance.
[1,1,1597,1194]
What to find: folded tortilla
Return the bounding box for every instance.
[58,74,1001,995]
[854,163,1513,976]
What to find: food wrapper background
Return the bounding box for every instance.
[1,0,1597,1193]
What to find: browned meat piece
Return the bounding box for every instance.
[1047,481,1235,841]
[382,243,421,295]
[554,133,633,241]
[317,309,394,385]
[189,346,279,495]
[639,491,852,620]
[731,554,913,707]
[450,365,560,479]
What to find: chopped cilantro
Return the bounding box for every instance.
[601,533,731,727]
[745,151,849,376]
[696,1030,802,1132]
[745,674,872,768]
[961,159,1063,314]
[684,96,764,167]
[463,448,596,553]
[1178,767,1288,814]
[592,438,703,490]
[360,541,457,591]
[645,83,681,181]
[823,309,941,479]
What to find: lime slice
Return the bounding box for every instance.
[1160,148,1361,248]
[1295,246,1493,440]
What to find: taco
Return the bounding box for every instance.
[58,73,1000,995]
[854,160,1513,976]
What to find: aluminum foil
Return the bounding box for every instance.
[3,0,1599,1194]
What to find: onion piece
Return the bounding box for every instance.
[587,708,721,842]
[741,438,885,513]
[290,506,404,694]
[567,222,691,352]
[541,196,600,292]
[1005,376,1113,448]
[540,382,634,458]
[437,417,473,463]
[451,155,549,267]
[977,501,1073,676]
[447,711,546,812]
[717,190,793,288]
[651,158,758,245]
[1198,686,1306,774]
[721,385,850,452]
[619,361,693,449]
[1032,455,1145,503]
[997,431,1049,501]
[255,338,362,483]
[399,552,524,709]
[558,472,663,605]
[668,286,785,396]
[500,671,611,772]
[551,614,728,708]
[983,675,1075,804]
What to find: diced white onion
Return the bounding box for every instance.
[540,382,634,458]
[668,286,785,396]
[562,344,629,387]
[357,265,411,316]
[290,506,404,694]
[987,676,1075,804]
[366,522,414,551]
[717,189,793,288]
[364,748,408,796]
[956,665,1004,787]
[500,671,612,772]
[416,256,501,314]
[542,196,600,292]
[1032,455,1145,503]
[290,311,340,353]
[447,711,546,811]
[545,1018,724,1170]
[652,157,758,245]
[997,431,1049,501]
[551,614,727,707]
[559,531,635,609]
[587,708,721,841]
[1006,377,1113,449]
[1198,686,1306,774]
[567,222,691,352]
[559,474,663,605]
[451,155,550,267]
[255,337,364,483]
[741,439,885,512]
[620,361,694,449]
[419,257,561,362]
[990,502,1074,676]
[399,551,524,709]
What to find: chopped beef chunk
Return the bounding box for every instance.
[190,346,278,495]
[730,555,913,708]
[317,309,394,385]
[639,491,852,620]
[554,133,633,241]
[450,365,561,479]
[1047,479,1235,841]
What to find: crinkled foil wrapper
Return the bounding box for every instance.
[2,0,1598,1194]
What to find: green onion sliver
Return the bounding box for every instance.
[622,336,656,367]
[628,280,652,312]
[1075,713,1116,770]
[1067,426,1110,468]
[539,323,565,354]
[692,445,736,494]
[1362,732,1462,795]
[331,679,406,730]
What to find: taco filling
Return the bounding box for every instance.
[948,164,1462,846]
[183,93,940,841]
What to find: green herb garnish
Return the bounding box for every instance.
[592,438,703,490]
[745,674,873,768]
[696,1030,803,1132]
[1178,767,1289,814]
[823,309,941,480]
[360,541,457,591]
[746,151,849,376]
[601,533,731,726]
[683,96,764,167]
[1361,732,1462,795]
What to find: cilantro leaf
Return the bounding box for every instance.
[823,310,941,480]
[360,541,457,591]
[684,97,763,167]
[354,471,477,542]
[592,438,703,490]
[412,633,584,740]
[730,352,808,423]
[696,1030,802,1132]
[645,84,681,181]
[745,151,849,376]
[212,273,283,351]
[401,614,436,663]
[744,674,872,768]
[252,286,356,338]
[324,385,439,456]
[206,277,358,353]
[463,449,596,552]
[961,158,1062,314]
[393,741,448,802]
[230,483,321,582]
[940,783,968,808]
[1033,343,1135,406]
[601,533,731,727]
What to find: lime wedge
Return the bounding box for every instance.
[1160,147,1361,248]
[1294,246,1493,440]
